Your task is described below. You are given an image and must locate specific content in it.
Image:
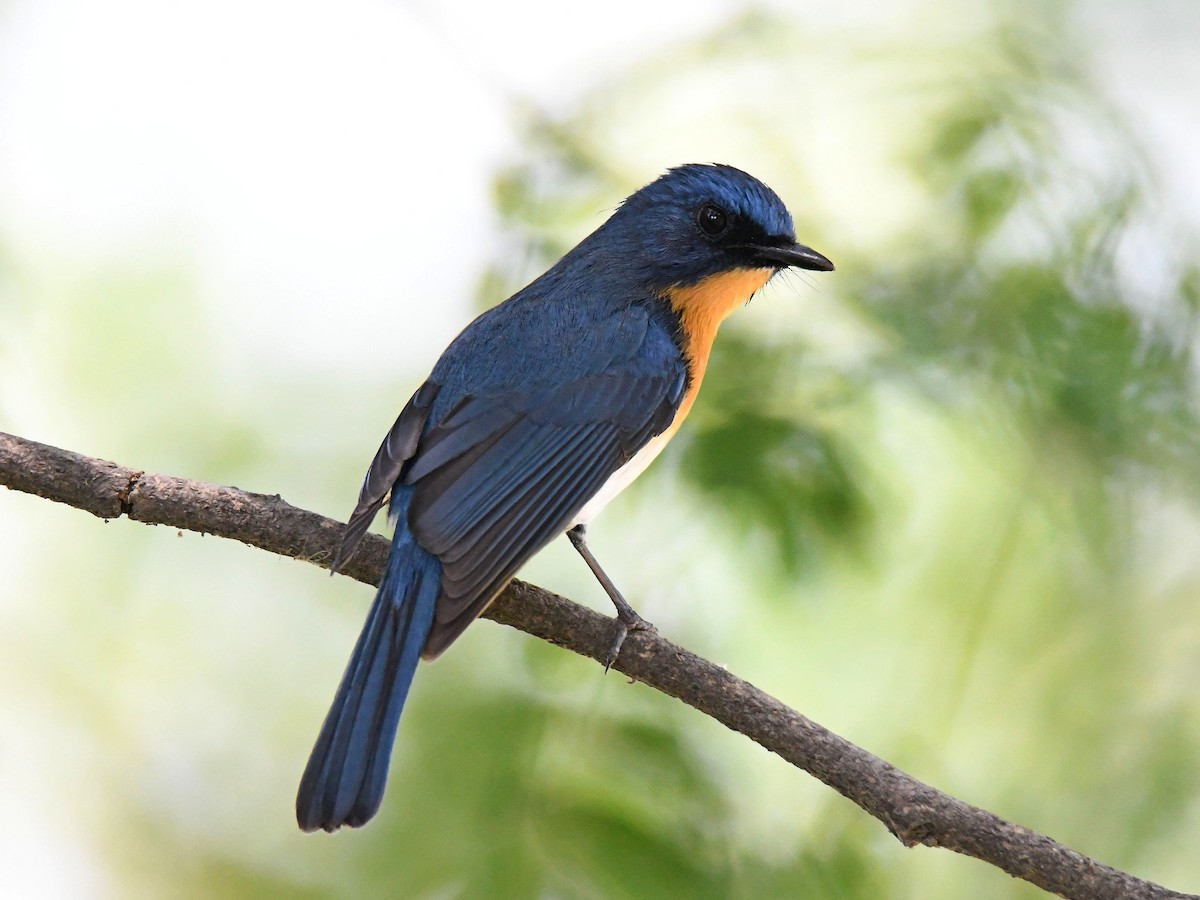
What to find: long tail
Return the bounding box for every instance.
[296,534,439,832]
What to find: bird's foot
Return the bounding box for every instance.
[605,608,655,672]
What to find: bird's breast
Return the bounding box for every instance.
[570,266,774,526]
[570,426,674,526]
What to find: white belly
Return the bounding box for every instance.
[570,429,673,526]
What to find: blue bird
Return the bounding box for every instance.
[296,163,834,832]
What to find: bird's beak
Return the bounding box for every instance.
[748,241,835,272]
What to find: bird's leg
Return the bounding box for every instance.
[566,525,654,671]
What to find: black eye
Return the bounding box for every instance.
[696,203,728,237]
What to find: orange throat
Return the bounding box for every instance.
[664,267,774,425]
[568,267,774,528]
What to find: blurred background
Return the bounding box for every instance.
[2,0,1199,897]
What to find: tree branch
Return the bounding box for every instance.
[1,431,1193,900]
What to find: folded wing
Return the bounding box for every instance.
[407,363,685,658]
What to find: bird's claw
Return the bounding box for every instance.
[604,611,654,672]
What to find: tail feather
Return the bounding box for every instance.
[296,535,439,832]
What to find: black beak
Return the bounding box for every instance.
[748,241,835,272]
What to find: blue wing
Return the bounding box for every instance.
[410,296,688,656]
[408,359,684,657]
[330,381,440,573]
[300,295,686,831]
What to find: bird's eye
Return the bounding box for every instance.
[696,203,729,237]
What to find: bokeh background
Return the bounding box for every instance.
[2,0,1199,897]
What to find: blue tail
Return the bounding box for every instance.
[296,532,439,832]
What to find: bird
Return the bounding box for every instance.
[296,163,834,832]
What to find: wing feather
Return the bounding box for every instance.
[410,367,681,659]
[331,381,440,573]
[436,425,615,602]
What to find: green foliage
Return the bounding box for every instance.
[5,1,1200,898]
[679,330,872,578]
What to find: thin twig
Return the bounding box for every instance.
[0,431,1194,900]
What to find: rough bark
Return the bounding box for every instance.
[1,431,1194,900]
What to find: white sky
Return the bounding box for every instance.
[0,0,746,380]
[0,0,1195,382]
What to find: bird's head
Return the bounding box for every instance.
[608,163,833,291]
